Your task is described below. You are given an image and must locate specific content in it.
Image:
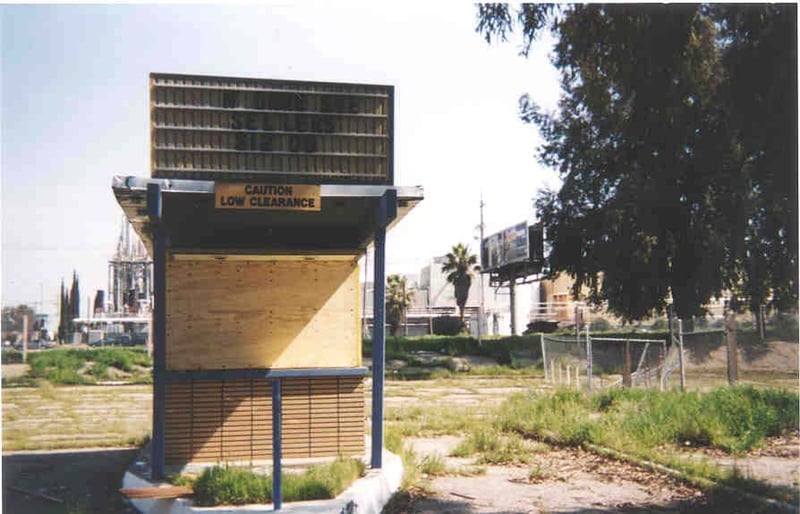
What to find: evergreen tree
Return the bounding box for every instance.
[476,4,797,322]
[69,271,80,330]
[58,279,68,343]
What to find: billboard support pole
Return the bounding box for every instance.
[509,279,516,336]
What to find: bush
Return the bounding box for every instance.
[589,318,612,332]
[193,466,270,506]
[23,348,152,385]
[2,349,23,364]
[431,316,465,336]
[191,458,365,506]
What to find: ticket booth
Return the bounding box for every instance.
[112,74,422,502]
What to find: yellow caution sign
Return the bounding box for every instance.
[215,183,321,212]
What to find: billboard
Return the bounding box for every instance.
[482,221,530,272]
[150,73,393,184]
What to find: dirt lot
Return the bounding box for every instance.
[1,340,797,513]
[389,431,799,514]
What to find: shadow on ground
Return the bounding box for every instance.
[3,448,138,514]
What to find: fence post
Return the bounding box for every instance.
[678,319,686,392]
[540,333,548,382]
[659,341,665,391]
[725,310,739,385]
[585,324,592,391]
[623,338,632,388]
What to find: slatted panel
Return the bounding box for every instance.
[164,376,364,466]
[149,73,393,184]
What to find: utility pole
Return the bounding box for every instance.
[403,278,408,337]
[478,193,485,343]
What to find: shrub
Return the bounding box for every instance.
[193,466,270,506]
[589,317,612,332]
[22,348,152,385]
[1,349,23,364]
[191,458,365,507]
[431,316,465,336]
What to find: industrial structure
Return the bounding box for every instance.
[108,217,153,316]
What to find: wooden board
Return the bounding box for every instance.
[166,257,361,370]
[164,376,364,465]
[121,486,194,499]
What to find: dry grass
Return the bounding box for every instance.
[2,384,151,451]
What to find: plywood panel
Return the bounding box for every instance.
[166,258,361,370]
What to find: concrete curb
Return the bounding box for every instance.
[123,449,403,514]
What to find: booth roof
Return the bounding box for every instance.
[111,176,423,257]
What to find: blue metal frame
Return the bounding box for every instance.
[371,190,397,469]
[147,183,167,481]
[271,378,282,511]
[162,367,367,383]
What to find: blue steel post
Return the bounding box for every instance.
[147,183,167,481]
[371,190,396,469]
[271,378,282,511]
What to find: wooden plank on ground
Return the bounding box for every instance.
[120,486,194,499]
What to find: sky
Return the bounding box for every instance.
[1,3,561,322]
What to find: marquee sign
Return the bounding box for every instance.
[215,183,321,211]
[150,73,393,184]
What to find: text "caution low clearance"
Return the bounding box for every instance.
[215,183,321,212]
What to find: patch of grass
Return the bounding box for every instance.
[2,349,23,364]
[527,463,550,482]
[191,458,365,506]
[452,429,540,465]
[192,465,269,506]
[3,384,152,451]
[494,386,798,456]
[1,375,39,387]
[417,453,447,476]
[385,404,483,437]
[451,465,487,476]
[19,348,152,385]
[465,364,543,377]
[385,425,420,488]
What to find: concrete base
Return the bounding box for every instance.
[122,448,403,514]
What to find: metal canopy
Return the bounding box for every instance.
[112,176,422,255]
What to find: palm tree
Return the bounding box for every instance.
[441,243,480,323]
[386,274,414,336]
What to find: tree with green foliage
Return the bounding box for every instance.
[69,271,80,325]
[58,279,69,343]
[441,243,480,322]
[2,305,36,341]
[476,4,797,325]
[385,274,414,336]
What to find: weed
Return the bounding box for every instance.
[1,349,23,364]
[527,463,549,482]
[451,465,487,476]
[192,458,364,506]
[385,404,482,437]
[417,453,447,476]
[452,429,536,465]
